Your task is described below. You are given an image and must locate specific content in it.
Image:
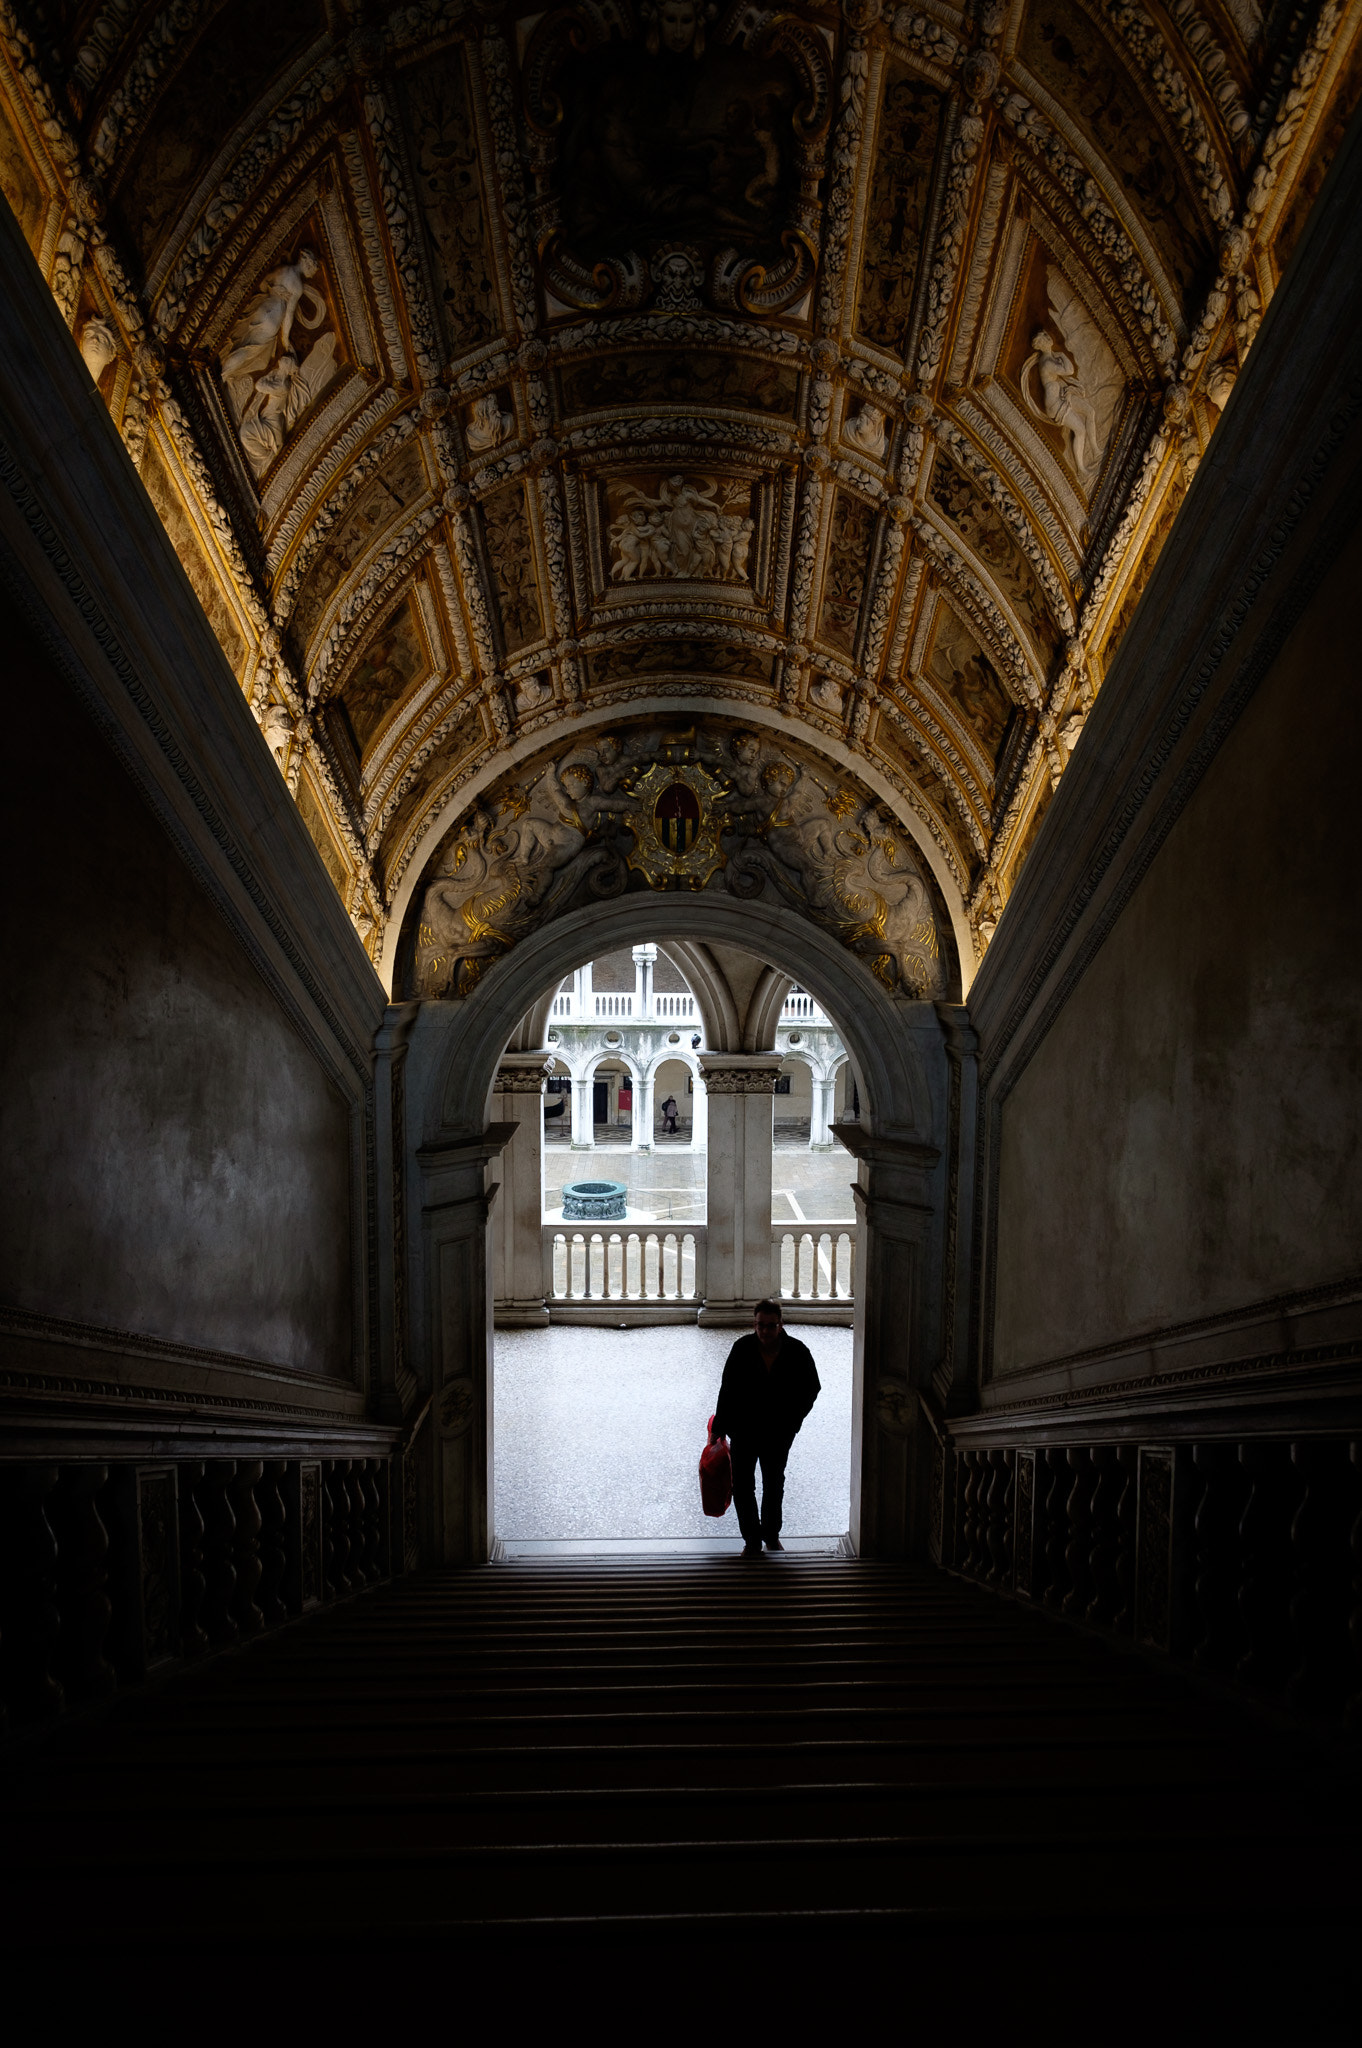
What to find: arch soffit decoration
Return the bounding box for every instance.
[425,894,928,1145]
[3,0,1354,970]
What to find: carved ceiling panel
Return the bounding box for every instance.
[0,0,1355,966]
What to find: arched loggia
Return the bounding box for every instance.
[394,895,966,1569]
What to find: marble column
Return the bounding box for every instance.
[491,1053,553,1328]
[633,1063,654,1152]
[419,1125,516,1564]
[570,1072,593,1147]
[696,1054,781,1326]
[633,941,656,1017]
[833,1124,943,1560]
[809,1073,836,1150]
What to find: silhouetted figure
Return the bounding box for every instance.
[660,1093,680,1133]
[711,1298,820,1554]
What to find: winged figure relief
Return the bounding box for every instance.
[1021,265,1124,490]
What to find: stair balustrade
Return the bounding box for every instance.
[927,1410,1362,1727]
[0,1445,411,1737]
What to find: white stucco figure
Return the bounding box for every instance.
[1021,267,1124,486]
[219,248,327,419]
[78,316,118,384]
[236,333,338,477]
[466,392,513,452]
[843,404,888,460]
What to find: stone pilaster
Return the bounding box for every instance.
[697,1055,782,1327]
[372,1002,421,1423]
[834,1125,943,1560]
[418,1126,516,1564]
[492,1055,553,1329]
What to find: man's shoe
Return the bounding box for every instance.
[742,1541,763,1556]
[764,1537,785,1551]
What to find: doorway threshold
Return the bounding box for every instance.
[496,1534,851,1558]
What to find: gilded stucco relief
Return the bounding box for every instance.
[0,0,1352,968]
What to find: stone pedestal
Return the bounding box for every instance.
[697,1055,781,1326]
[834,1124,942,1560]
[492,1054,553,1328]
[418,1126,516,1565]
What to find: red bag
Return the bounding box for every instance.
[699,1414,733,1518]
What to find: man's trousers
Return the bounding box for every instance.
[729,1434,793,1545]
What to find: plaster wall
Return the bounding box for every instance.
[992,521,1362,1374]
[1,631,354,1374]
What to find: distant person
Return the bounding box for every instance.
[710,1299,820,1555]
[660,1093,680,1133]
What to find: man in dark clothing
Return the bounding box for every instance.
[710,1298,820,1555]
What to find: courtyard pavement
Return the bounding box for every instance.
[493,1323,853,1543]
[542,1143,856,1224]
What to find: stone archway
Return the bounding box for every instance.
[398,890,961,1569]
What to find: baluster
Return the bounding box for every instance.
[349,1461,371,1588]
[1085,1446,1120,1627]
[985,1448,1014,1588]
[51,1464,115,1704]
[0,1465,65,1724]
[178,1462,209,1658]
[1039,1449,1068,1610]
[626,1233,641,1297]
[644,1233,659,1298]
[1013,1450,1037,1597]
[553,1233,566,1298]
[799,1233,814,1298]
[328,1460,353,1597]
[1061,1448,1096,1616]
[954,1450,974,1577]
[229,1460,265,1635]
[1191,1442,1246,1671]
[367,1460,388,1581]
[1236,1441,1296,1691]
[1110,1445,1138,1636]
[199,1461,239,1648]
[664,1233,678,1299]
[318,1460,337,1601]
[1286,1439,1352,1713]
[969,1451,990,1579]
[683,1233,696,1299]
[818,1232,832,1299]
[605,1232,619,1298]
[258,1462,288,1628]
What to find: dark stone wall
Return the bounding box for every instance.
[0,621,354,1375]
[991,521,1362,1374]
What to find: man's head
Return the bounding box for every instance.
[754,1297,783,1346]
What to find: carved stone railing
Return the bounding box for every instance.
[544,1225,705,1306]
[772,1227,855,1308]
[0,1441,421,1736]
[926,1411,1362,1725]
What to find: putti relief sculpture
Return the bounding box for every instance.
[608,476,754,583]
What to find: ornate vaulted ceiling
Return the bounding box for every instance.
[1,0,1356,984]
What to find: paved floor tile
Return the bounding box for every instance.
[494,1323,853,1541]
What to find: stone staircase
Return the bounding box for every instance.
[2,1560,1357,2018]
